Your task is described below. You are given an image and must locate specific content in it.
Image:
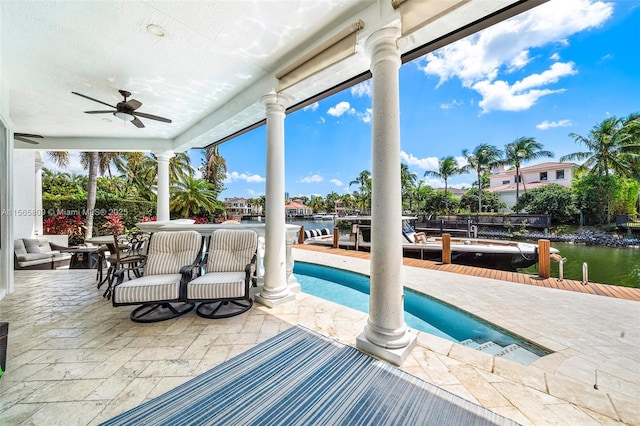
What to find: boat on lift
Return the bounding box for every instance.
[304,216,560,271]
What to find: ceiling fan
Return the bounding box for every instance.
[72,89,172,128]
[15,133,44,145]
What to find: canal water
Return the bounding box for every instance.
[519,241,640,288]
[247,219,640,288]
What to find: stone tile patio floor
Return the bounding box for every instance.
[0,248,637,425]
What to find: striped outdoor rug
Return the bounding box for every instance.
[101,325,516,425]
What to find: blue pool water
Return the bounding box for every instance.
[294,262,548,359]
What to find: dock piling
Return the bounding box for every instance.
[538,239,551,278]
[442,233,451,264]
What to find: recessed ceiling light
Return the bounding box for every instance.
[147,24,166,37]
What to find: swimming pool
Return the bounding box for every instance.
[294,262,550,365]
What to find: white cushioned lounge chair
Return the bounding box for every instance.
[112,230,203,323]
[187,229,258,319]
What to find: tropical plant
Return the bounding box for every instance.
[169,175,222,218]
[572,174,622,224]
[459,187,505,213]
[560,113,640,179]
[424,156,463,214]
[102,211,125,236]
[512,183,579,224]
[201,146,227,196]
[308,195,326,213]
[503,137,553,212]
[422,190,460,216]
[461,144,503,214]
[324,192,340,213]
[349,170,372,213]
[44,214,86,245]
[400,164,417,211]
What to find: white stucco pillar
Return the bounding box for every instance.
[34,152,44,236]
[255,92,296,307]
[356,23,416,365]
[154,150,174,222]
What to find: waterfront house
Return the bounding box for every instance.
[488,161,579,212]
[285,199,312,218]
[223,197,262,219]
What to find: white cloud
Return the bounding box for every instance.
[327,101,354,117]
[350,81,372,97]
[440,99,463,110]
[299,174,324,183]
[473,61,577,113]
[225,171,266,183]
[303,102,319,111]
[357,108,372,123]
[318,117,326,124]
[246,189,264,196]
[549,52,561,61]
[327,101,371,123]
[536,119,572,130]
[329,178,343,186]
[400,151,439,171]
[418,0,612,111]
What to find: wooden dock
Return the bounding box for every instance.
[294,244,640,302]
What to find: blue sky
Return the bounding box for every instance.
[46,0,639,201]
[214,0,639,200]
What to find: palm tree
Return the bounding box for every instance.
[170,175,221,217]
[461,144,503,214]
[202,146,227,195]
[400,163,417,211]
[349,170,372,213]
[504,137,553,212]
[308,196,326,213]
[560,114,640,179]
[424,156,463,214]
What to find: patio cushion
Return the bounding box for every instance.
[112,274,182,304]
[23,238,43,253]
[16,253,51,262]
[14,239,27,256]
[206,229,257,273]
[144,231,201,276]
[187,271,246,299]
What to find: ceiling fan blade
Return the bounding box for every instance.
[15,133,43,138]
[84,110,116,114]
[72,92,117,109]
[134,111,172,123]
[131,117,145,128]
[15,136,40,145]
[125,99,142,110]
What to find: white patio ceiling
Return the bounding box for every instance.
[1,0,545,153]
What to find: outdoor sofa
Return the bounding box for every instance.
[14,238,72,270]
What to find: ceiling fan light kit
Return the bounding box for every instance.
[114,111,135,122]
[146,24,166,37]
[72,89,172,128]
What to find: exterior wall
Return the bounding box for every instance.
[489,163,577,212]
[13,150,37,239]
[521,166,573,187]
[496,192,516,213]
